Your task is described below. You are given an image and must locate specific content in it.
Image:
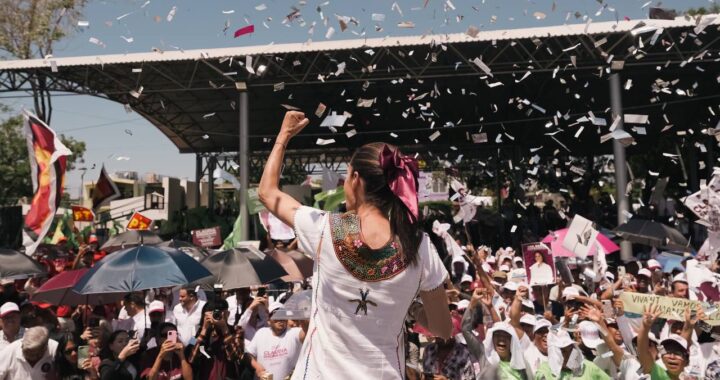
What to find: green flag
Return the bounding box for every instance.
[313,187,346,211]
[222,213,244,250]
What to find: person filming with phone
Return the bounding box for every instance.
[187,299,235,378]
[139,323,191,380]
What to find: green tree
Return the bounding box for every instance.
[686,3,720,16]
[0,0,87,123]
[0,108,86,206]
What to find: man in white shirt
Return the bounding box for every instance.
[172,287,205,345]
[115,293,151,341]
[232,288,270,340]
[247,303,306,380]
[0,326,58,380]
[0,303,24,351]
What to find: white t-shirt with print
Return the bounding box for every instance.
[247,327,302,380]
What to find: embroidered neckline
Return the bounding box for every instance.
[330,212,409,282]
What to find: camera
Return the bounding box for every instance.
[212,284,224,320]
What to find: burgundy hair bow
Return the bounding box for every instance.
[379,145,419,223]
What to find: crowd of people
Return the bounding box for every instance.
[2,111,719,380]
[2,221,719,380]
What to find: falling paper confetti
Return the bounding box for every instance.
[234,25,255,38]
[316,138,336,146]
[167,6,177,22]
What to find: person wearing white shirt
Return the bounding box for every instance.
[172,287,206,345]
[523,319,551,378]
[225,288,253,327]
[0,302,24,352]
[0,326,58,380]
[247,305,306,380]
[114,293,151,341]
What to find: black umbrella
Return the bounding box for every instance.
[0,248,47,279]
[156,239,208,261]
[100,230,164,253]
[197,245,288,290]
[73,245,212,294]
[614,219,688,251]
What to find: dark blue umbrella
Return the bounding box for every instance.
[73,245,212,294]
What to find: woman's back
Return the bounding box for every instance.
[291,207,447,380]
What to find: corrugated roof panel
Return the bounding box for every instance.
[0,15,717,71]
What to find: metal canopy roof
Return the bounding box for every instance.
[1,15,720,160]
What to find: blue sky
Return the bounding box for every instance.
[2,0,716,197]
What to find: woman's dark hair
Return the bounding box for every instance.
[535,251,545,263]
[99,330,128,360]
[54,333,84,378]
[349,143,423,265]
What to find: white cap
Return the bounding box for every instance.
[520,314,537,326]
[513,256,523,263]
[505,247,515,253]
[503,281,519,292]
[487,256,497,264]
[148,300,165,314]
[661,334,689,354]
[647,259,662,270]
[269,301,283,315]
[481,263,493,273]
[562,287,581,300]
[521,299,535,310]
[549,329,576,348]
[533,319,552,333]
[499,264,511,272]
[456,299,470,310]
[605,272,615,282]
[461,274,473,283]
[0,302,20,318]
[672,273,688,284]
[637,268,652,278]
[578,321,603,349]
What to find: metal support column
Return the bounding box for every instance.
[195,154,202,208]
[238,86,250,241]
[610,73,632,262]
[208,156,216,216]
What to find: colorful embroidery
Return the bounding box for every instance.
[330,212,409,282]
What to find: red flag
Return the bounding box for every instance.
[234,24,255,38]
[23,112,72,255]
[91,165,121,210]
[71,205,95,222]
[126,212,153,230]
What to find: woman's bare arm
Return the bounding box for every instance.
[258,111,309,227]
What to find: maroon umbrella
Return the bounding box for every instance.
[32,269,125,306]
[266,249,314,282]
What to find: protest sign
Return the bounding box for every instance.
[522,243,555,286]
[191,226,221,248]
[619,292,720,326]
[126,212,152,230]
[563,215,599,260]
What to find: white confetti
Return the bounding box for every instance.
[472,57,493,77]
[371,13,385,22]
[78,21,89,27]
[429,131,441,141]
[120,36,134,43]
[255,4,267,11]
[325,26,335,39]
[397,21,415,28]
[167,6,177,22]
[316,138,335,146]
[624,114,649,124]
